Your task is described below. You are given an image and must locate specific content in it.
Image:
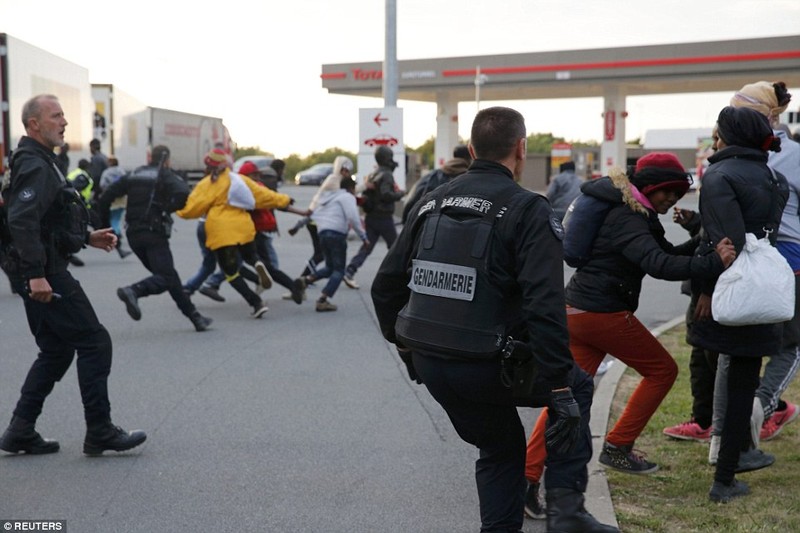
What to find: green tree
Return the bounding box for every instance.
[234,146,273,158]
[279,147,357,183]
[407,137,436,168]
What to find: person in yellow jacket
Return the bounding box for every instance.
[178,148,293,317]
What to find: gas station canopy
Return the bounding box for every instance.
[321,35,800,173]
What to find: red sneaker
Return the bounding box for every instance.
[663,419,711,442]
[761,402,798,441]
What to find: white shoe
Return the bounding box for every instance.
[750,397,764,449]
[254,261,272,290]
[343,274,359,289]
[709,434,720,465]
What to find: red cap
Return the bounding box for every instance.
[238,161,259,176]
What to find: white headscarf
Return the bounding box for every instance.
[309,156,353,211]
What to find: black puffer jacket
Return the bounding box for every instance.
[565,169,725,313]
[687,146,789,357]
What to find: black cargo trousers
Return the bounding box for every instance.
[412,354,593,533]
[9,270,112,426]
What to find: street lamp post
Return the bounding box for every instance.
[475,65,488,113]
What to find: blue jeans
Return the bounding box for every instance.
[313,230,347,298]
[184,220,219,293]
[346,214,396,276]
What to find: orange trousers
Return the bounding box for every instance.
[525,309,678,482]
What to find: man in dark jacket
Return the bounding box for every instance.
[0,94,146,456]
[96,145,212,332]
[401,144,471,224]
[342,145,405,289]
[371,106,617,533]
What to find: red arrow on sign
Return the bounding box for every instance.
[374,113,389,126]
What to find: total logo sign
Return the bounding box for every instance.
[358,107,406,190]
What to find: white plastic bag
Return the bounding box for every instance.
[711,233,795,326]
[227,172,256,210]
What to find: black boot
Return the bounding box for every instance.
[117,286,141,320]
[189,311,213,332]
[83,421,147,455]
[545,488,619,533]
[0,416,60,454]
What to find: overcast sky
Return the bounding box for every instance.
[2,0,798,157]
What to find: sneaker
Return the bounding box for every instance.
[83,422,147,455]
[761,402,799,441]
[523,481,545,519]
[735,448,775,473]
[709,479,750,503]
[189,312,212,332]
[709,434,720,465]
[598,442,659,474]
[251,302,269,318]
[116,287,141,321]
[663,419,712,442]
[68,255,84,267]
[290,278,306,305]
[283,291,308,301]
[316,299,338,312]
[199,285,225,303]
[254,261,272,290]
[343,274,359,289]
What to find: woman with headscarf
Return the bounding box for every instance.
[687,106,789,503]
[285,156,355,297]
[729,81,800,442]
[178,149,293,318]
[521,153,735,516]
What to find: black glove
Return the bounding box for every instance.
[397,348,422,384]
[545,387,581,455]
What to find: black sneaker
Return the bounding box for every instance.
[116,287,141,321]
[709,479,750,503]
[83,423,146,455]
[0,416,60,455]
[189,312,213,332]
[524,481,545,519]
[199,286,225,302]
[251,301,269,318]
[291,278,306,305]
[598,442,659,474]
[735,448,775,473]
[68,255,85,267]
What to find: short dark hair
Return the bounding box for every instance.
[469,107,526,161]
[559,161,576,172]
[453,144,471,161]
[151,145,170,164]
[90,138,101,149]
[270,159,286,173]
[77,159,90,170]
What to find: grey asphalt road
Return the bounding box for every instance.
[0,184,698,532]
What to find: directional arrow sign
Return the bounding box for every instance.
[374,112,389,127]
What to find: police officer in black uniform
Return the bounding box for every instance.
[371,107,618,533]
[0,94,146,456]
[96,145,212,332]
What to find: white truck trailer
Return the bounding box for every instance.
[0,33,94,174]
[92,84,234,180]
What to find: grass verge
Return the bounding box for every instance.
[606,323,800,532]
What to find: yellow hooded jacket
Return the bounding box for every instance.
[177,168,291,250]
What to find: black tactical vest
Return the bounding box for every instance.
[395,184,521,359]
